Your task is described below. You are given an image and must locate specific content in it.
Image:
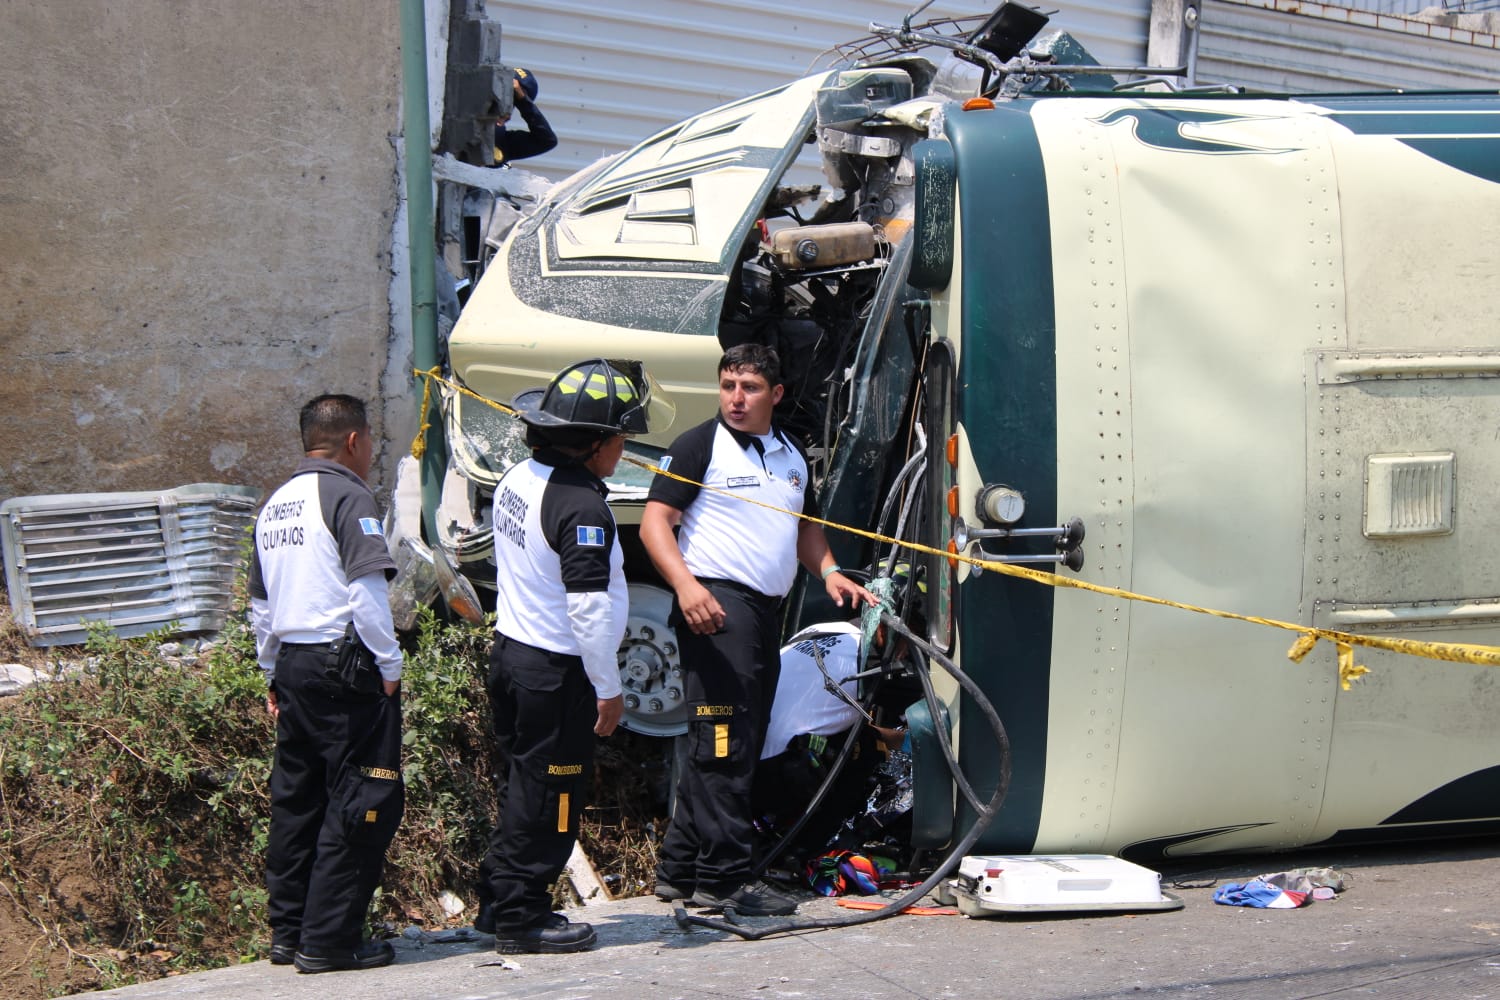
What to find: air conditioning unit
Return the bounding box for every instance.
[1,484,261,647]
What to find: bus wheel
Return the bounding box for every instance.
[618,583,688,737]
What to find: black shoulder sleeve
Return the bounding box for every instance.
[517,100,558,152]
[246,538,266,600]
[320,473,397,582]
[647,419,715,510]
[540,471,615,593]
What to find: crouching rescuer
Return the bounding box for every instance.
[248,394,405,973]
[479,359,662,954]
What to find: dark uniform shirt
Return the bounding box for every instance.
[494,99,558,164]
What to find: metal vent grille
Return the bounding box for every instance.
[1363,453,1455,538]
[1,484,261,647]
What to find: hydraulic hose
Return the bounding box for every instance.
[873,431,927,541]
[674,612,1010,940]
[748,685,877,882]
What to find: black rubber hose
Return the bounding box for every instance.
[909,636,986,815]
[748,684,878,881]
[674,613,1010,940]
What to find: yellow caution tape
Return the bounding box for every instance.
[410,365,440,461]
[410,366,521,460]
[411,369,1500,684]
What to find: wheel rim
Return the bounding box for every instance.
[618,583,687,737]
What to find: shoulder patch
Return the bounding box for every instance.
[359,517,384,537]
[576,525,606,547]
[659,455,673,472]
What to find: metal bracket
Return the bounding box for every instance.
[953,515,1086,574]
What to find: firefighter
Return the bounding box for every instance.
[479,358,658,953]
[641,343,875,916]
[248,394,403,973]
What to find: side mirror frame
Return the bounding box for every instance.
[910,139,957,292]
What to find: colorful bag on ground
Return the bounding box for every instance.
[805,850,890,896]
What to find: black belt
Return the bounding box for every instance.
[495,632,578,660]
[696,577,781,605]
[280,640,333,651]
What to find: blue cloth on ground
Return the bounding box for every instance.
[1213,878,1308,908]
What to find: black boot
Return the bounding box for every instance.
[293,939,395,973]
[494,915,597,954]
[473,899,496,935]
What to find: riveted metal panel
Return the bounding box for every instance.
[1037,100,1136,854]
[1048,98,1340,855]
[493,0,1151,183]
[1195,0,1500,91]
[1298,97,1500,844]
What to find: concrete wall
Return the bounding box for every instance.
[0,2,406,503]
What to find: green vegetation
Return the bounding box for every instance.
[0,602,666,997]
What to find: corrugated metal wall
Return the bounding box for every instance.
[1327,0,1500,10]
[1194,0,1500,91]
[491,1,1151,182]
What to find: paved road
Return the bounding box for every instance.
[80,839,1500,999]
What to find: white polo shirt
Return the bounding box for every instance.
[648,416,818,598]
[762,623,863,759]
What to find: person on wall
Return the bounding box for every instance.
[494,67,558,164]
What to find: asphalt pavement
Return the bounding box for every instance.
[78,839,1500,999]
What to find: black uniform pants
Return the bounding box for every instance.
[482,633,596,933]
[656,580,782,892]
[266,645,403,953]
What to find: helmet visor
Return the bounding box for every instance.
[607,358,675,435]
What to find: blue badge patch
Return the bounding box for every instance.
[659,455,673,472]
[359,517,384,537]
[577,525,605,547]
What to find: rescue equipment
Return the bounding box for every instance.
[941,855,1183,916]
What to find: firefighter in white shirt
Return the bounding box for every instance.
[247,394,402,974]
[642,343,874,917]
[479,359,662,954]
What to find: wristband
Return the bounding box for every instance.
[821,564,841,580]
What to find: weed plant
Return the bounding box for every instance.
[0,614,273,993]
[384,608,496,914]
[0,598,667,998]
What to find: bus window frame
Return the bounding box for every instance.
[924,338,956,652]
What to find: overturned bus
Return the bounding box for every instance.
[394,4,1500,860]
